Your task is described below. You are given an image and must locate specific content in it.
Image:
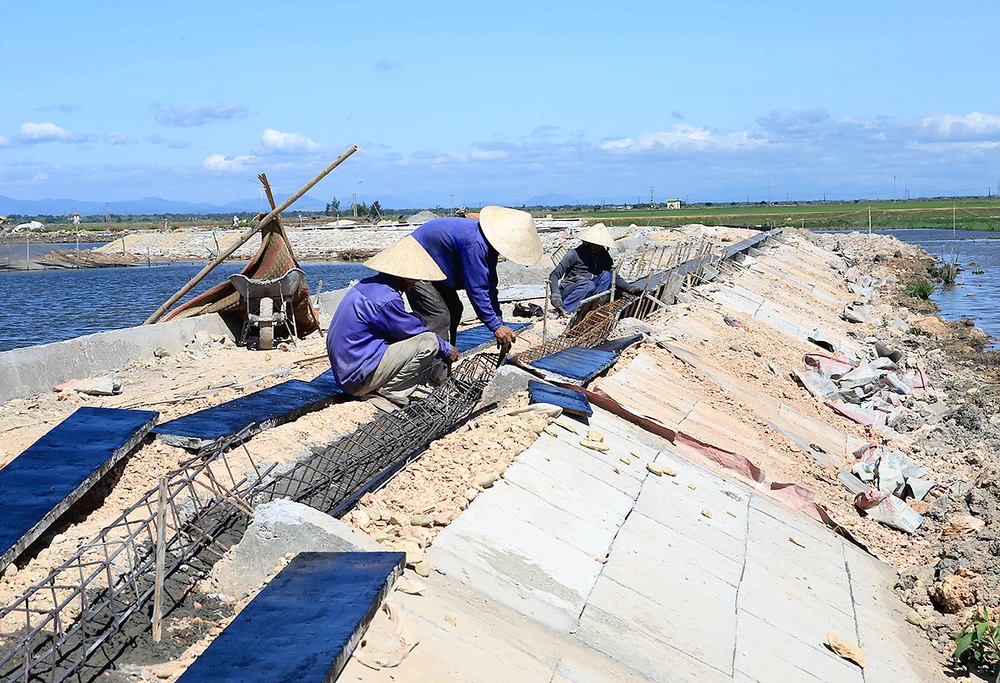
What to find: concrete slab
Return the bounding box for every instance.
[179,552,403,683]
[587,573,737,673]
[0,406,157,572]
[518,434,645,495]
[734,609,863,683]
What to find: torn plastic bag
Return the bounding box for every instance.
[838,365,886,390]
[860,494,923,533]
[841,305,868,323]
[869,357,899,371]
[792,369,838,399]
[883,372,911,395]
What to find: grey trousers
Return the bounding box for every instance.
[406,281,463,345]
[357,332,439,403]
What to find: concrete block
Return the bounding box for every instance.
[587,574,737,673]
[502,458,635,530]
[212,499,381,599]
[606,511,744,588]
[477,364,535,408]
[520,434,644,496]
[735,609,862,683]
[577,601,732,683]
[0,313,235,403]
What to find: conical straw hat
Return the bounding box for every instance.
[577,223,617,249]
[364,235,446,281]
[479,206,542,266]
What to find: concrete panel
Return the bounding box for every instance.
[519,434,644,496]
[587,574,737,673]
[735,610,863,683]
[0,314,234,403]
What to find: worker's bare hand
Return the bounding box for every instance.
[447,346,459,363]
[494,325,517,346]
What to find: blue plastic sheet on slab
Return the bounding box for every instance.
[0,406,158,571]
[592,334,643,354]
[152,375,345,449]
[177,552,404,683]
[454,322,530,352]
[528,380,593,416]
[530,346,619,382]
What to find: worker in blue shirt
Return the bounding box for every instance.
[326,236,458,406]
[408,206,542,365]
[549,223,639,315]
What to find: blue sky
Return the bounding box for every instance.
[3,0,1000,208]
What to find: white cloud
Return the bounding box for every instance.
[104,132,138,145]
[255,128,321,155]
[915,112,1000,142]
[203,154,257,173]
[600,125,767,154]
[153,102,249,127]
[0,135,8,148]
[18,122,83,144]
[470,149,507,160]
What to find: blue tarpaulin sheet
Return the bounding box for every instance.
[0,406,158,571]
[530,346,619,382]
[153,373,344,449]
[528,380,593,416]
[454,322,530,352]
[178,552,404,683]
[593,334,643,354]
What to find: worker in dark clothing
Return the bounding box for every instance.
[549,223,638,315]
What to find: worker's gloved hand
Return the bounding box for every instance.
[629,286,643,296]
[447,346,459,363]
[494,324,517,346]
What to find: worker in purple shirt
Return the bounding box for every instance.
[326,236,458,406]
[408,206,542,368]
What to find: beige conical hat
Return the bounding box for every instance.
[577,223,616,250]
[364,235,446,281]
[479,206,542,266]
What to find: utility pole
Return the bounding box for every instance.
[893,176,896,202]
[823,192,826,203]
[767,181,771,205]
[953,204,957,237]
[105,202,111,224]
[650,186,655,213]
[868,207,872,235]
[352,193,357,218]
[450,194,454,214]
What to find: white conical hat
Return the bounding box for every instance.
[577,222,616,249]
[364,235,446,281]
[479,206,542,266]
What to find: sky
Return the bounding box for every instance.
[3,0,1000,209]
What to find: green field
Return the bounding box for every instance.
[549,198,1000,231]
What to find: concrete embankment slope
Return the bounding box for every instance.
[339,231,954,681]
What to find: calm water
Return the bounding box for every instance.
[0,257,371,352]
[840,229,1000,345]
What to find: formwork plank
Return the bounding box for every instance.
[0,406,157,572]
[178,552,404,683]
[531,346,619,382]
[454,322,530,353]
[528,380,593,416]
[152,373,344,450]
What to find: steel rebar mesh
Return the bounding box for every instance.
[516,296,633,364]
[0,427,268,683]
[252,352,499,515]
[0,353,500,682]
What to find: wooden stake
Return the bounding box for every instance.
[542,281,550,344]
[152,475,167,643]
[144,145,358,325]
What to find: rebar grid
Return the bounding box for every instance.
[0,353,500,682]
[0,427,272,683]
[252,353,499,515]
[516,297,633,364]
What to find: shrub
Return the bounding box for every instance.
[954,609,1000,678]
[905,279,935,299]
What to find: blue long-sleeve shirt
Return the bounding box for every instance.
[411,218,503,331]
[326,274,453,395]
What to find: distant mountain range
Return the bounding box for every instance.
[0,194,332,216]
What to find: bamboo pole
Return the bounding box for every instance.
[152,476,167,643]
[143,145,358,324]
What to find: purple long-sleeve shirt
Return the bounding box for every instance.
[326,274,453,395]
[410,218,503,331]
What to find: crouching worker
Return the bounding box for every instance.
[549,222,638,315]
[326,236,459,406]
